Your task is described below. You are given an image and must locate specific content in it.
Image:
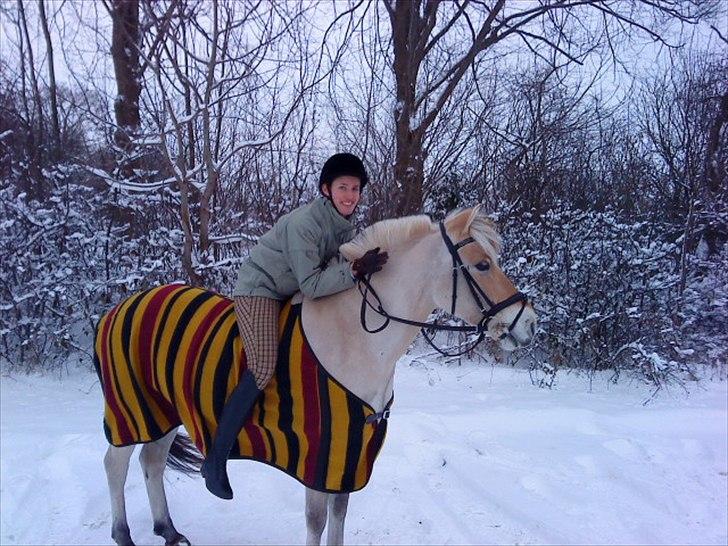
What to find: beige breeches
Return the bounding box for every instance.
[233,296,280,389]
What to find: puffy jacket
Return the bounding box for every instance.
[233,197,357,300]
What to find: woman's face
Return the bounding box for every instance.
[323,175,361,217]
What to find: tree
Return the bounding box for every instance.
[108,0,141,179]
[372,0,714,217]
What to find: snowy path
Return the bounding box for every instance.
[1,359,726,545]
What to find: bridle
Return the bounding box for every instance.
[357,222,529,357]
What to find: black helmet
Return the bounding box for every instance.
[319,153,369,194]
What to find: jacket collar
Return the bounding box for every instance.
[317,197,355,235]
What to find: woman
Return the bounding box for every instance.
[201,153,388,499]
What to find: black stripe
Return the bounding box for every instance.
[275,307,298,474]
[107,294,142,439]
[103,418,113,444]
[258,389,276,462]
[92,317,103,380]
[340,393,365,491]
[164,290,214,407]
[211,316,237,421]
[152,286,191,391]
[369,420,388,471]
[120,287,163,439]
[313,365,332,491]
[93,319,112,443]
[195,306,234,450]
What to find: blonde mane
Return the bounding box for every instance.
[340,215,434,260]
[445,208,502,263]
[340,207,502,262]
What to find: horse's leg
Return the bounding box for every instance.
[326,493,349,546]
[305,488,328,546]
[139,430,190,546]
[104,445,136,546]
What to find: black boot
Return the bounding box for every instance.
[201,369,260,499]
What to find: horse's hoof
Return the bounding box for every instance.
[166,533,191,546]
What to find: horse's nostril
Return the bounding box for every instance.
[529,322,535,336]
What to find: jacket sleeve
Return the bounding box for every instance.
[281,222,356,299]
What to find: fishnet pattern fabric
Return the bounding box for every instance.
[234,295,280,389]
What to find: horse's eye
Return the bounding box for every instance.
[475,261,490,272]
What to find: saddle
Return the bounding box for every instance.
[95,284,392,493]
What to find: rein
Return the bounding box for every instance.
[357,222,528,357]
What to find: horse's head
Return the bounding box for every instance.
[435,206,537,351]
[340,206,537,352]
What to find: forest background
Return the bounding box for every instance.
[1,0,726,390]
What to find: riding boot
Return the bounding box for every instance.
[201,369,260,499]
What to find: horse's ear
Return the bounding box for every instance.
[445,205,482,237]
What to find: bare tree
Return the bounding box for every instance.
[370,0,713,217]
[139,0,324,284]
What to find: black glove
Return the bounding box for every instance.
[352,247,389,280]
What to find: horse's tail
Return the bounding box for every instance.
[166,434,203,476]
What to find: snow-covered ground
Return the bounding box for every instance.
[1,356,726,546]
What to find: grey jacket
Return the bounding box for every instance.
[233,198,357,300]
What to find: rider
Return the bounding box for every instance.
[201,152,389,499]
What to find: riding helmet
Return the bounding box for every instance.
[319,153,369,194]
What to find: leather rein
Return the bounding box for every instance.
[357,222,528,357]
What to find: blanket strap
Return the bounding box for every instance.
[365,409,391,424]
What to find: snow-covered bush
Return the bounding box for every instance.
[0,172,196,372]
[496,206,724,386]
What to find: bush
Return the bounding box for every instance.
[495,206,716,387]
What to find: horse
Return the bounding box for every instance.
[94,206,538,546]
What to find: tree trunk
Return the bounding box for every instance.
[198,0,220,259]
[110,0,141,178]
[388,0,426,217]
[18,0,46,200]
[38,0,60,159]
[392,128,425,217]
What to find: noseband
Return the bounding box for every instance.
[357,222,528,357]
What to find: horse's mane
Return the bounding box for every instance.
[340,215,434,260]
[462,211,502,263]
[340,208,502,262]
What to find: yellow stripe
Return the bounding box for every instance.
[97,312,122,445]
[171,292,221,446]
[257,386,272,460]
[264,371,288,468]
[325,380,350,490]
[109,292,151,441]
[129,288,172,434]
[186,294,229,445]
[289,318,308,479]
[355,417,376,487]
[154,288,201,403]
[149,285,188,398]
[200,314,235,452]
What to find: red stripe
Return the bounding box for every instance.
[183,298,230,444]
[100,303,133,442]
[243,411,266,458]
[138,284,181,424]
[300,336,321,484]
[238,342,267,458]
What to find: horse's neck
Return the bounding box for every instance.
[301,238,437,411]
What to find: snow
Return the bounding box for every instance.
[1,357,726,545]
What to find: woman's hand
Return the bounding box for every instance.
[351,247,389,280]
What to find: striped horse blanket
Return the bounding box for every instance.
[94,284,392,493]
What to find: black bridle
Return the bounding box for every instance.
[357,222,528,357]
